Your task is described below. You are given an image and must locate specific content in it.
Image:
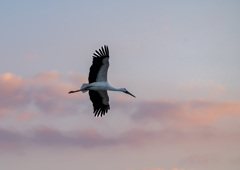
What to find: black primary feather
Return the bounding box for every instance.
[89,90,110,117]
[88,45,109,83]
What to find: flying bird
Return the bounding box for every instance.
[68,45,135,117]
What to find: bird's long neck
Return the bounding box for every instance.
[107,84,123,92]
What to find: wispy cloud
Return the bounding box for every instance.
[0,73,29,116]
[0,126,119,151]
[14,110,35,122]
[0,71,240,155]
[0,71,84,118]
[179,80,227,98]
[131,99,240,127]
[1,118,240,152]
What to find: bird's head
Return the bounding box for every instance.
[122,88,136,98]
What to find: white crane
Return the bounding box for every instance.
[68,45,135,117]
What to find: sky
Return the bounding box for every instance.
[0,0,240,170]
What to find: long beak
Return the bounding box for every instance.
[125,90,136,98]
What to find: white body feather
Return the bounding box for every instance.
[80,82,123,92]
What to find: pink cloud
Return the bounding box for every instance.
[0,128,23,152]
[27,71,86,114]
[132,100,240,127]
[1,71,239,125]
[67,71,88,86]
[0,121,239,154]
[0,73,24,94]
[0,126,170,150]
[0,126,118,149]
[0,71,239,156]
[178,80,227,99]
[29,70,60,84]
[0,71,87,117]
[15,110,36,121]
[0,142,20,152]
[184,154,212,164]
[0,108,13,117]
[0,73,29,116]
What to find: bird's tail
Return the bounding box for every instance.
[80,83,89,93]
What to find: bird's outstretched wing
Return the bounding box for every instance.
[89,90,110,117]
[88,45,109,83]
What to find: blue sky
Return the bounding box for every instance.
[1,0,240,101]
[0,1,240,170]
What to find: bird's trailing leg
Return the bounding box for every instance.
[68,89,82,94]
[68,85,91,94]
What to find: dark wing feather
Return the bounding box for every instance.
[89,90,110,117]
[88,45,109,83]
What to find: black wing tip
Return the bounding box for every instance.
[93,106,110,117]
[89,90,110,117]
[92,45,109,58]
